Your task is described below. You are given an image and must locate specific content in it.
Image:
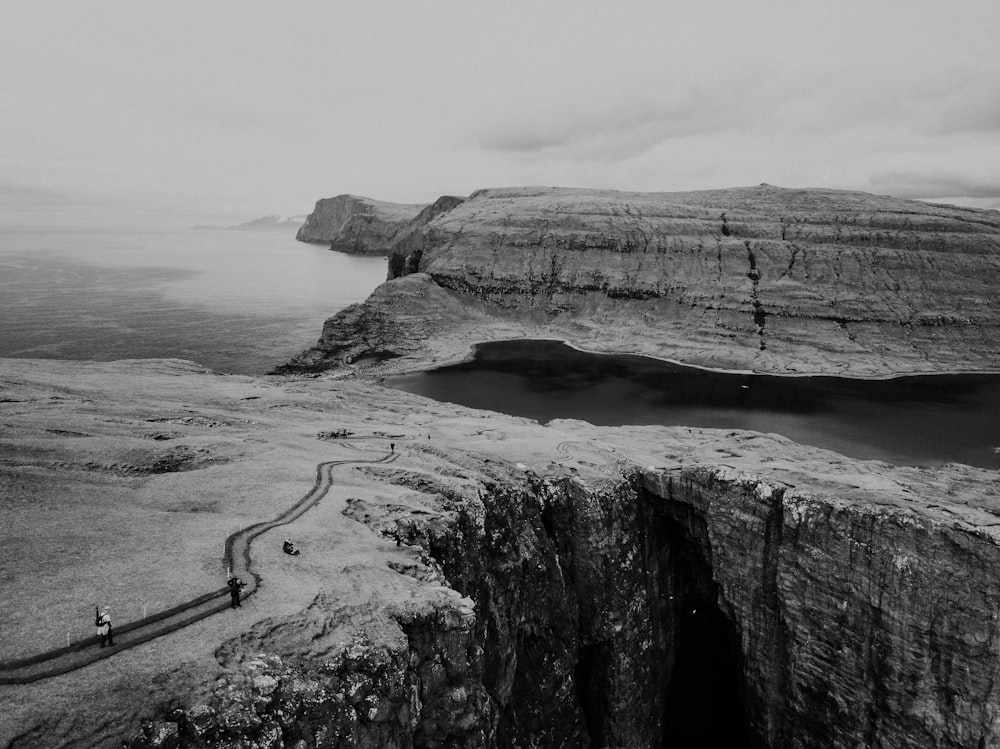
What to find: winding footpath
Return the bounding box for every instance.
[0,448,399,685]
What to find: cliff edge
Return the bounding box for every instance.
[295,194,425,254]
[287,185,1000,376]
[5,358,1000,748]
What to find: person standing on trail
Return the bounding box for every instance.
[227,577,245,608]
[96,607,113,648]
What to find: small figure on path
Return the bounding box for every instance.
[96,607,113,648]
[283,538,301,556]
[227,577,245,608]
[390,442,395,453]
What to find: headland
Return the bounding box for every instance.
[3,183,1000,748]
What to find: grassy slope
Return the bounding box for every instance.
[2,356,998,747]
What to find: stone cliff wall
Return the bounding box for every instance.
[643,466,1000,748]
[273,274,483,373]
[387,195,466,278]
[407,186,1000,371]
[126,453,687,748]
[287,185,1000,375]
[129,445,1000,748]
[296,195,425,254]
[129,602,492,749]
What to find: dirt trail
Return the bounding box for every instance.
[0,450,398,684]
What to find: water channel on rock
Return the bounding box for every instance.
[387,340,1000,469]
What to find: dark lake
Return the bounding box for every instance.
[387,340,1000,469]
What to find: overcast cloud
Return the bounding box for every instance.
[1,0,998,227]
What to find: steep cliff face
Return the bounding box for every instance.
[387,195,466,279]
[433,456,1000,749]
[128,437,1000,749]
[288,185,1000,375]
[125,451,696,748]
[130,600,493,749]
[295,195,425,254]
[273,274,484,372]
[9,358,999,748]
[643,465,1000,748]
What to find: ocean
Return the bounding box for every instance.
[0,228,387,374]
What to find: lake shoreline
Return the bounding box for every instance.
[386,339,1000,470]
[389,335,1000,382]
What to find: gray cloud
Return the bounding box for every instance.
[4,2,999,220]
[925,77,1000,135]
[868,171,1000,201]
[0,182,110,207]
[476,78,757,161]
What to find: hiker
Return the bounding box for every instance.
[96,607,113,648]
[227,577,245,608]
[283,538,301,556]
[390,442,395,453]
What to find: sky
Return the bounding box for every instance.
[1,1,999,228]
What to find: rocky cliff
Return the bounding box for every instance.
[123,420,1000,749]
[6,359,1000,748]
[295,195,425,254]
[288,185,1000,376]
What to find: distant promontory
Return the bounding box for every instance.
[283,184,1000,377]
[192,214,308,232]
[295,194,426,254]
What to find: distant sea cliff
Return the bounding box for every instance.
[193,214,308,232]
[282,184,1000,378]
[295,194,425,255]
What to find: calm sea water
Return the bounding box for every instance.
[0,228,387,374]
[388,340,1000,469]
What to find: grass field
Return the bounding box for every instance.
[0,358,433,746]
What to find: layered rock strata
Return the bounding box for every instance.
[5,359,1000,748]
[286,185,1000,376]
[126,432,1000,749]
[296,195,426,254]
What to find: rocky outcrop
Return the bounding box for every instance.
[287,185,1000,376]
[642,463,1000,748]
[295,195,425,254]
[273,274,485,372]
[387,196,466,278]
[419,452,1000,748]
[125,435,1000,749]
[194,215,308,233]
[131,602,492,749]
[8,358,1000,748]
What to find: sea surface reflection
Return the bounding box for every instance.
[387,340,1000,469]
[0,228,387,374]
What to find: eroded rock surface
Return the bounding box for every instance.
[290,185,1000,376]
[296,195,426,254]
[275,274,487,372]
[117,425,1000,749]
[5,300,1000,748]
